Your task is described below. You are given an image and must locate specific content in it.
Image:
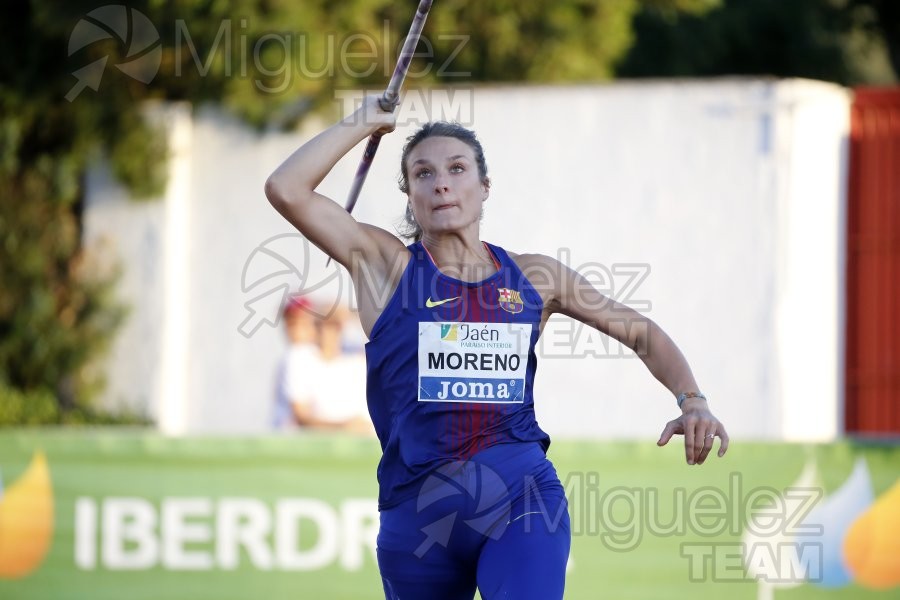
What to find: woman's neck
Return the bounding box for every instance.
[421,233,498,282]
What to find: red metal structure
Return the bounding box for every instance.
[845,87,900,435]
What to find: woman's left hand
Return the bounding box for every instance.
[657,399,729,465]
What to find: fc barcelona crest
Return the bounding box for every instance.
[497,288,523,314]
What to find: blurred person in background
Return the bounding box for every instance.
[273,296,371,433]
[310,304,373,434]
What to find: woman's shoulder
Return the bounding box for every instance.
[499,248,558,273]
[353,223,414,274]
[358,224,411,254]
[495,247,563,293]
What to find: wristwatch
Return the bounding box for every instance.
[677,391,707,409]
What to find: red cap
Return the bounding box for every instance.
[283,295,313,318]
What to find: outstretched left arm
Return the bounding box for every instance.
[516,253,729,465]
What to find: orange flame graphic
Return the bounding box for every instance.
[0,451,54,578]
[843,479,900,589]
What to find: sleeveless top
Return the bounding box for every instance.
[365,240,551,509]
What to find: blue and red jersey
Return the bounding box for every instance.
[365,241,551,509]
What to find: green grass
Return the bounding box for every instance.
[0,430,898,599]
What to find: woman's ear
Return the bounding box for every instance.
[482,177,491,200]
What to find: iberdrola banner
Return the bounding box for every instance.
[0,430,898,599]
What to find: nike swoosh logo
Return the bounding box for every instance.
[425,296,460,308]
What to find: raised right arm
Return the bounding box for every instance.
[264,96,405,270]
[264,97,410,335]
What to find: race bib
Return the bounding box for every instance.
[418,322,532,403]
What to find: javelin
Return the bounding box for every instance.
[342,0,433,217]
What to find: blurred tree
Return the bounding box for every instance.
[425,0,717,83]
[2,0,673,424]
[425,0,638,82]
[0,1,129,423]
[848,0,900,79]
[617,0,898,84]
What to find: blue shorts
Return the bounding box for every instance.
[376,442,571,600]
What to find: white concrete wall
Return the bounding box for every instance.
[772,81,849,441]
[82,78,850,440]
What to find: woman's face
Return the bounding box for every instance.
[285,312,316,345]
[405,136,488,237]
